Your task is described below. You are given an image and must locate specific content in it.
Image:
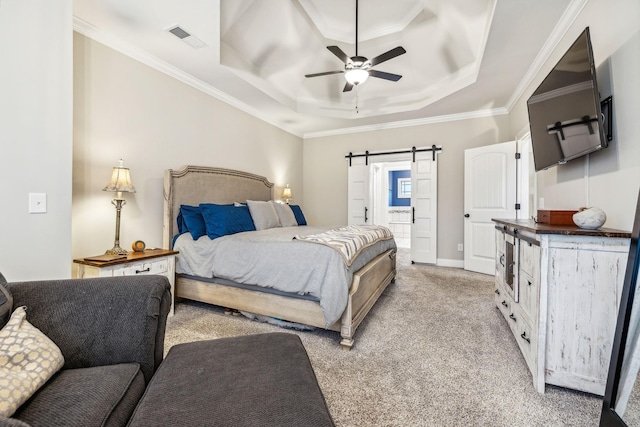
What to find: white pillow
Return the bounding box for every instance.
[273,203,298,227]
[247,200,281,230]
[0,306,65,417]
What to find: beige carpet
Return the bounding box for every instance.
[164,249,603,426]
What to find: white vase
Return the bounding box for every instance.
[573,207,606,229]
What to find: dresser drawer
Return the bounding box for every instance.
[510,304,537,374]
[496,291,511,321]
[518,270,539,323]
[113,258,169,277]
[519,239,540,280]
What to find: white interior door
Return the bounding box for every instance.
[464,141,517,274]
[347,156,370,225]
[411,152,438,264]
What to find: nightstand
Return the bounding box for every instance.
[72,249,179,315]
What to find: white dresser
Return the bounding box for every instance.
[493,219,630,395]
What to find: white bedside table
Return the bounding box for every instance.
[73,249,178,315]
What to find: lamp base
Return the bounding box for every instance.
[106,198,128,256]
[105,245,129,256]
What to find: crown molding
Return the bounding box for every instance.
[504,0,589,112]
[303,107,509,139]
[72,16,303,137]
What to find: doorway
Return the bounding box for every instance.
[347,150,438,264]
[371,161,411,249]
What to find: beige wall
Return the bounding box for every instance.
[0,0,73,281]
[509,0,640,231]
[303,115,511,263]
[72,33,303,258]
[7,1,636,275]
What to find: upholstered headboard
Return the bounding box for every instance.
[163,166,274,248]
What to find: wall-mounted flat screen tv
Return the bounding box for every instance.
[527,27,609,172]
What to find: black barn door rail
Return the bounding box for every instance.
[345,145,442,166]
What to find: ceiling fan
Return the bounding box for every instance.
[304,0,407,92]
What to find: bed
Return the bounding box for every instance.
[162,165,397,349]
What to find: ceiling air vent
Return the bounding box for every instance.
[165,25,206,49]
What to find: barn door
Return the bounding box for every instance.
[411,151,438,264]
[347,156,370,225]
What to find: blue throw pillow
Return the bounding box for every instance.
[289,205,307,226]
[199,203,256,239]
[179,205,208,240]
[176,210,188,234]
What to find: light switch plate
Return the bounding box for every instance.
[29,193,47,213]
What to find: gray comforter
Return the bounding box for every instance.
[174,226,397,327]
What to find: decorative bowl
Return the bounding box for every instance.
[573,207,606,229]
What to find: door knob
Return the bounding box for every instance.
[464,214,470,218]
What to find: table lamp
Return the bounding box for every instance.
[103,159,136,255]
[282,185,293,204]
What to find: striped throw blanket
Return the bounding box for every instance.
[294,225,394,267]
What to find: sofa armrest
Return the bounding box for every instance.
[8,275,171,384]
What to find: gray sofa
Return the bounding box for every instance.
[2,275,171,427]
[0,275,335,427]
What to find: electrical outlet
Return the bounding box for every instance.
[457,243,464,252]
[29,193,47,214]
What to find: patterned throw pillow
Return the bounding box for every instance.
[0,306,65,417]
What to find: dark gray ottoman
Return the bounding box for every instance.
[128,333,335,427]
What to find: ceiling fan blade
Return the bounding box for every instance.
[327,46,351,64]
[343,82,354,92]
[369,46,406,67]
[369,70,402,82]
[305,70,344,78]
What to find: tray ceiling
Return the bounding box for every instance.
[73,0,574,136]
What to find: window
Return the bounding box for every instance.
[398,178,411,198]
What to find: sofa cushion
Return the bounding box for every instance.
[0,307,65,418]
[128,333,335,427]
[13,363,145,427]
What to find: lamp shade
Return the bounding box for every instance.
[103,159,136,194]
[282,186,293,200]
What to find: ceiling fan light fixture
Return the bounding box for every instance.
[345,68,369,85]
[303,0,405,92]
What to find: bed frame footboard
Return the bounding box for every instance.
[339,249,396,349]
